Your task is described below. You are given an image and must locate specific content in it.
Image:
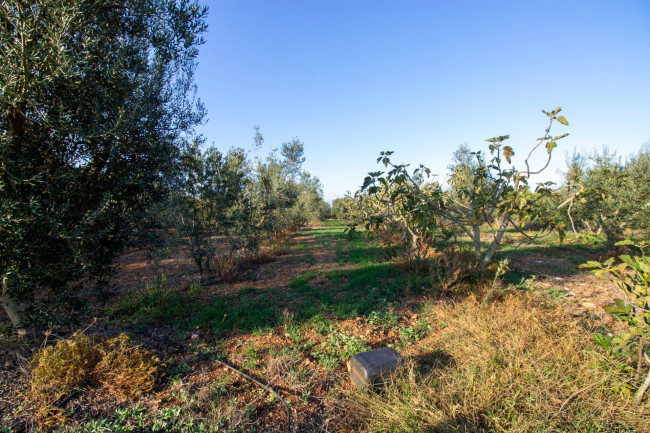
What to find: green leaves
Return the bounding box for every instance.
[593,332,612,349]
[486,135,510,143]
[542,107,562,117]
[545,141,557,154]
[582,239,650,400]
[541,108,568,126]
[503,146,514,163]
[603,298,633,322]
[0,0,210,322]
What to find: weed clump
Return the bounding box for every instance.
[27,333,160,427]
[95,334,160,400]
[29,334,101,426]
[30,334,101,402]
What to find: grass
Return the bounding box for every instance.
[310,331,372,370]
[344,294,650,432]
[111,222,408,333]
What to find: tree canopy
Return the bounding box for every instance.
[0,0,208,326]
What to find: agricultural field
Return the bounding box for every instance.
[2,220,649,432]
[2,2,650,432]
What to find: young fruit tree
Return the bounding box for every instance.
[359,108,582,269]
[581,240,650,402]
[0,0,207,327]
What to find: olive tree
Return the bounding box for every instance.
[0,0,207,326]
[175,141,247,273]
[564,146,650,246]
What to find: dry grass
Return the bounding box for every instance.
[26,333,160,427]
[95,334,160,400]
[266,352,317,394]
[28,334,101,427]
[429,246,487,296]
[344,294,650,432]
[212,254,240,281]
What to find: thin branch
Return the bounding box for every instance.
[552,379,606,418]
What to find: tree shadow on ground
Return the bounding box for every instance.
[113,260,424,335]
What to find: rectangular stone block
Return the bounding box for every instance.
[348,347,404,390]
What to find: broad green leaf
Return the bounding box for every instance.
[556,116,569,125]
[545,141,557,154]
[638,261,650,274]
[619,255,636,268]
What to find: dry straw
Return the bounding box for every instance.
[344,294,650,432]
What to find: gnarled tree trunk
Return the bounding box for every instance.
[1,278,25,328]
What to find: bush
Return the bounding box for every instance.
[581,240,650,403]
[29,334,101,425]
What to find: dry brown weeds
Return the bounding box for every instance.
[26,333,160,428]
[344,294,650,432]
[95,334,160,400]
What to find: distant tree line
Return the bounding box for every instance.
[167,131,330,275]
[561,145,650,247]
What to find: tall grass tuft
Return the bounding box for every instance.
[344,294,650,432]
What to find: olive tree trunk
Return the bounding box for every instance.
[1,278,25,328]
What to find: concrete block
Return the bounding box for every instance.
[348,347,404,389]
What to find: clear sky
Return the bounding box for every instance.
[194,0,650,202]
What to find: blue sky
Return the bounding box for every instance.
[194,0,650,202]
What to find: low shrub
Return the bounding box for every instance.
[429,246,486,296]
[29,334,102,427]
